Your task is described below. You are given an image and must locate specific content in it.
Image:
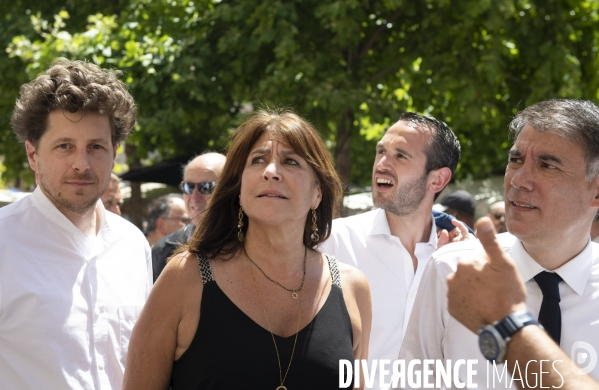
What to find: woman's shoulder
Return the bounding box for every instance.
[157,250,203,289]
[322,252,370,294]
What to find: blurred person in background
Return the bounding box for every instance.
[144,194,188,247]
[487,200,506,234]
[151,152,226,282]
[101,172,123,215]
[434,189,476,229]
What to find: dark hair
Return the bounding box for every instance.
[398,112,461,199]
[186,109,343,259]
[509,99,599,180]
[145,194,183,234]
[11,57,137,147]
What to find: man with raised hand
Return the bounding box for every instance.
[321,112,467,390]
[448,217,599,390]
[0,58,152,390]
[399,99,599,389]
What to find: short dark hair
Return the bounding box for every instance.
[145,194,184,234]
[509,99,599,180]
[398,112,461,198]
[11,57,137,147]
[186,109,343,260]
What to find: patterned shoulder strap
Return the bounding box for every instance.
[195,252,214,284]
[325,254,342,288]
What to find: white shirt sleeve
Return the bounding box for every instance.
[396,256,450,389]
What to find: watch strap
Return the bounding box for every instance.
[494,310,539,339]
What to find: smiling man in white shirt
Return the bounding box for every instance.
[0,58,152,390]
[320,112,466,389]
[399,99,599,389]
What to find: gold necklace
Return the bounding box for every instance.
[245,257,303,390]
[243,245,307,299]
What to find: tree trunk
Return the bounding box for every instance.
[335,109,354,187]
[125,144,144,230]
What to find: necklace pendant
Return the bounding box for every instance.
[276,386,288,390]
[291,291,298,300]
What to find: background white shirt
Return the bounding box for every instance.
[0,187,152,390]
[321,208,437,389]
[399,232,599,389]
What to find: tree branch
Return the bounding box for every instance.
[369,63,402,83]
[357,9,403,61]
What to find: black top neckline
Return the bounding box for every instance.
[206,277,337,340]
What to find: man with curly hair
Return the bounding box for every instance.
[0,58,152,390]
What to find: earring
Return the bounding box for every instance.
[237,206,245,242]
[310,208,319,242]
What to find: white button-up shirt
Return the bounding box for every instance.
[399,232,599,389]
[320,208,438,389]
[0,187,152,390]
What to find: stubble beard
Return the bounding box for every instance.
[38,170,105,215]
[373,173,428,217]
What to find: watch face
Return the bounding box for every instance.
[479,329,499,360]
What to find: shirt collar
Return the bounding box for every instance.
[96,200,114,243]
[367,208,437,248]
[368,208,392,236]
[31,186,108,240]
[426,215,439,248]
[31,186,85,236]
[511,238,592,296]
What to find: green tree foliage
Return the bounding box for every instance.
[2,0,599,188]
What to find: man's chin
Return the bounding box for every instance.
[372,192,389,208]
[62,200,98,214]
[373,198,398,215]
[54,193,100,214]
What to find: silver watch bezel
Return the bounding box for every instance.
[479,324,508,364]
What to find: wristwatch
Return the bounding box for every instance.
[478,310,540,364]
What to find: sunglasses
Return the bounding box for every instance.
[179,181,216,195]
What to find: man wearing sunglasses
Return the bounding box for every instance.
[151,152,226,282]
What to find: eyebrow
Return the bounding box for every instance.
[51,137,110,145]
[394,147,413,159]
[249,148,299,156]
[538,153,564,166]
[376,143,414,159]
[51,137,76,145]
[508,149,564,165]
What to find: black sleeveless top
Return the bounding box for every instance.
[170,253,354,389]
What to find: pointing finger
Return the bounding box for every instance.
[476,216,506,267]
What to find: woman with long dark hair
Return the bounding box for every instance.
[124,109,371,389]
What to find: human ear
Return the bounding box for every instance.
[25,140,38,172]
[311,183,322,210]
[428,167,452,194]
[590,173,599,208]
